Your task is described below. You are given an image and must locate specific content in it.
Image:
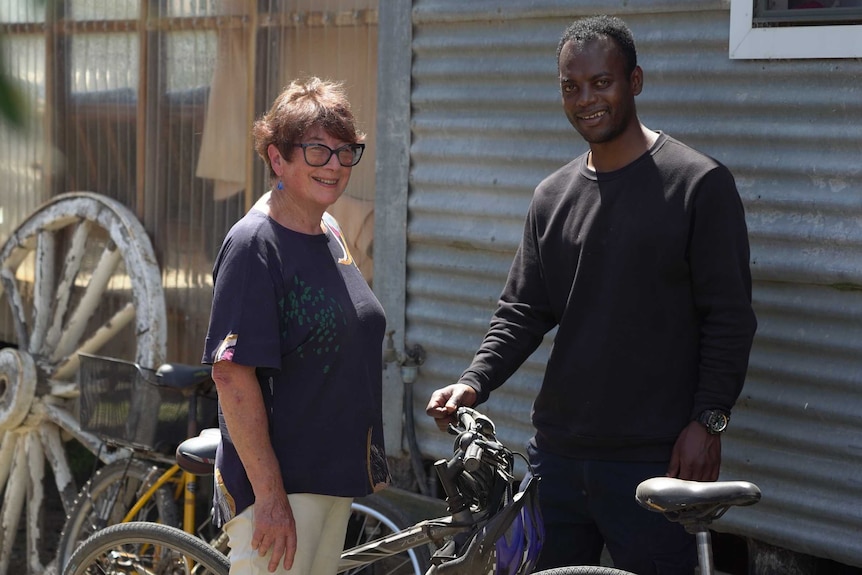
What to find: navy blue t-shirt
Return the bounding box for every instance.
[203,208,388,526]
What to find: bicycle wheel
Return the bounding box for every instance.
[62,521,230,575]
[531,567,638,575]
[342,494,434,575]
[55,459,180,570]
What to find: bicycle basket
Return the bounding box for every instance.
[77,353,217,455]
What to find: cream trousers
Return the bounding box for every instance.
[223,494,353,575]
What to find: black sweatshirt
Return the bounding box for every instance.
[460,133,757,461]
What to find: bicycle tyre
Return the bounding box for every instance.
[343,494,434,575]
[55,459,181,570]
[531,567,638,575]
[62,521,230,575]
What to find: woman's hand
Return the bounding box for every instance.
[252,491,297,572]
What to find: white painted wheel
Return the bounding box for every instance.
[0,192,167,574]
[0,348,36,431]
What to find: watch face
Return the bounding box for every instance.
[700,410,729,434]
[708,411,729,433]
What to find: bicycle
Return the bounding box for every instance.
[526,476,762,575]
[634,475,761,575]
[58,353,445,575]
[64,406,545,575]
[338,411,762,575]
[55,352,223,570]
[176,406,541,575]
[61,521,230,575]
[62,402,762,575]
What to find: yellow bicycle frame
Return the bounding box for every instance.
[121,464,198,534]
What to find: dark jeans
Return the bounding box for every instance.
[522,444,696,575]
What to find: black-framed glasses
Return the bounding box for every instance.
[292,143,365,167]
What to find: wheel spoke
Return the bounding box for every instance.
[52,241,122,363]
[0,435,27,575]
[41,401,129,465]
[40,422,77,514]
[25,432,45,574]
[0,432,17,503]
[0,267,29,347]
[30,230,57,355]
[343,499,433,575]
[42,218,91,358]
[51,302,136,381]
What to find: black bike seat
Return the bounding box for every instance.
[636,477,761,514]
[155,363,213,390]
[176,428,220,475]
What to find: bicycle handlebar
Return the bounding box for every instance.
[433,407,515,521]
[430,407,543,575]
[464,441,483,473]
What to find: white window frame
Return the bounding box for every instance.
[729,0,862,59]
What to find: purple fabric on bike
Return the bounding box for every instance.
[202,209,388,527]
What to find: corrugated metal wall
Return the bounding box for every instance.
[395,0,862,566]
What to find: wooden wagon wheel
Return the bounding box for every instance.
[0,192,166,574]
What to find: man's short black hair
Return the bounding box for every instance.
[556,15,638,76]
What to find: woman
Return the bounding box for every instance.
[203,77,389,575]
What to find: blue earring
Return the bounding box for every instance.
[276,180,284,191]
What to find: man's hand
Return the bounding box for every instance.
[425,384,478,431]
[251,492,297,573]
[667,420,722,481]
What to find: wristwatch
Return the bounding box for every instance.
[697,409,730,435]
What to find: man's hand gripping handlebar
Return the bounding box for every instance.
[433,407,515,523]
[426,383,479,432]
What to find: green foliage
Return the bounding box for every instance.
[0,0,48,129]
[0,80,27,128]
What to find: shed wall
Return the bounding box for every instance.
[398,1,862,566]
[0,2,380,363]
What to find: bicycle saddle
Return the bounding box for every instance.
[636,477,761,515]
[156,363,213,389]
[176,428,220,475]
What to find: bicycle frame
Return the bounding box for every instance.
[121,463,199,535]
[338,516,462,573]
[339,473,541,575]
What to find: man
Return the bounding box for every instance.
[426,15,757,575]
